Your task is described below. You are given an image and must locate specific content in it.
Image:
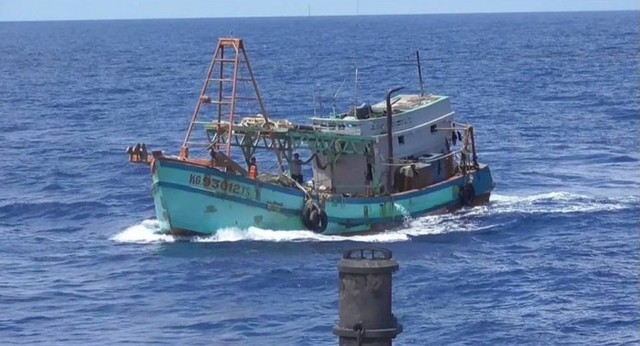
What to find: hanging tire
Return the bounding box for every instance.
[309,209,319,226]
[302,202,328,233]
[459,184,476,207]
[302,203,315,230]
[318,209,329,233]
[313,208,328,233]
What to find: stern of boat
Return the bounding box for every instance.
[470,164,494,206]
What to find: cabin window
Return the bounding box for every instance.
[398,135,405,145]
[430,125,437,133]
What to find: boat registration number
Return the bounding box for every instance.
[189,174,254,199]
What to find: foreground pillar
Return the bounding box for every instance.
[334,248,402,346]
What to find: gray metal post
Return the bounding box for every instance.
[385,87,404,193]
[334,248,402,346]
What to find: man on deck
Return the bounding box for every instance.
[248,157,258,179]
[290,153,313,184]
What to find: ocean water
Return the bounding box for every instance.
[1,11,638,345]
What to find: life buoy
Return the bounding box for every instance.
[302,202,328,233]
[459,184,475,207]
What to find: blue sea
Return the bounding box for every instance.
[1,11,638,345]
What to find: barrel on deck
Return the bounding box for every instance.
[334,248,402,346]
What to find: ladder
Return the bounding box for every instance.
[180,38,270,161]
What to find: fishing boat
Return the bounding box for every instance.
[128,38,494,236]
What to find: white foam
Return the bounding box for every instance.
[111,192,636,244]
[111,222,410,244]
[193,226,410,243]
[111,219,176,244]
[396,212,491,237]
[491,191,587,204]
[379,191,635,238]
[486,192,634,215]
[393,202,413,226]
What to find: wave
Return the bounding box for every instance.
[0,200,111,220]
[111,219,410,244]
[478,192,637,216]
[111,219,176,243]
[111,191,637,244]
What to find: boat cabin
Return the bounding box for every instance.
[308,94,458,195]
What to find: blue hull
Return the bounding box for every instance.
[151,158,494,235]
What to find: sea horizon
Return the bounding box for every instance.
[0,8,637,24]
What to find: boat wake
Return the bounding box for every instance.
[111,191,637,244]
[111,220,411,244]
[111,220,176,243]
[469,191,636,216]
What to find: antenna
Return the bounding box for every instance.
[354,67,359,114]
[353,0,360,114]
[312,84,325,116]
[416,50,425,96]
[312,86,317,116]
[332,78,347,117]
[317,85,324,115]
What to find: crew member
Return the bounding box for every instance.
[248,157,258,180]
[209,146,217,168]
[140,143,148,162]
[290,153,313,184]
[133,143,142,162]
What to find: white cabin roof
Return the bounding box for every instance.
[310,94,453,136]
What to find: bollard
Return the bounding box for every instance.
[334,247,402,346]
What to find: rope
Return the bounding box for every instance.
[313,153,328,170]
[281,173,311,200]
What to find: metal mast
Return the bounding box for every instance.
[180,38,270,160]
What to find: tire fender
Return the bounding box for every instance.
[459,184,476,207]
[301,202,328,233]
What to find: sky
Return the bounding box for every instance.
[0,0,638,22]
